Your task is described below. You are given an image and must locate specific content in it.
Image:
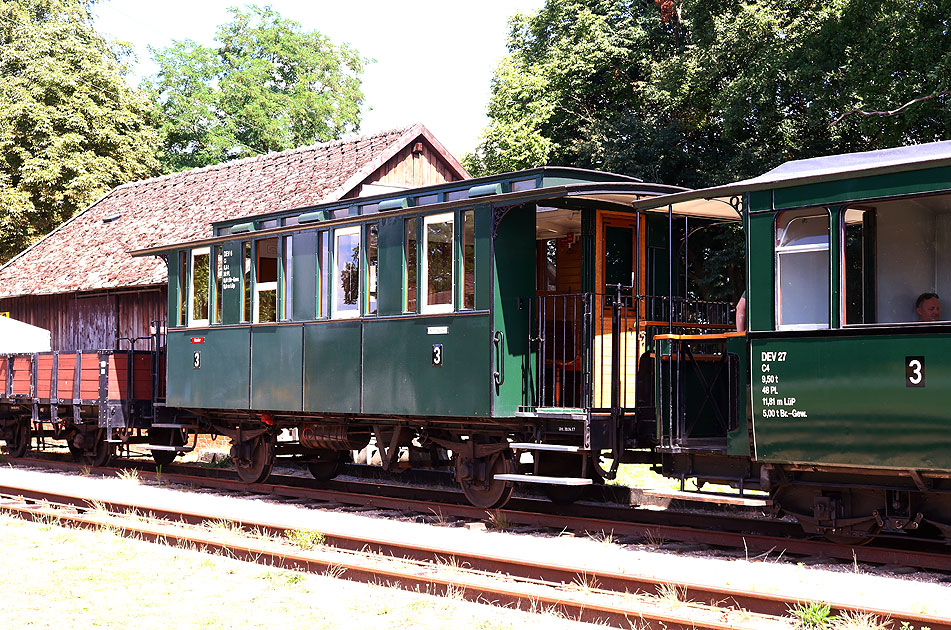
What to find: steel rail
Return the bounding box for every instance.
[0,479,948,630]
[0,495,781,630]
[6,455,951,573]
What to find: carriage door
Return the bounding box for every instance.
[594,212,647,413]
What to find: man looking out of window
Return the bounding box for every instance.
[916,292,941,322]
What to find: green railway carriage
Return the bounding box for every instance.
[643,140,951,542]
[135,167,736,505]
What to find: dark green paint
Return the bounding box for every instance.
[362,314,491,416]
[493,206,536,416]
[474,206,492,310]
[291,232,317,321]
[168,251,182,327]
[166,328,250,409]
[751,334,951,471]
[746,212,775,332]
[725,336,751,457]
[303,321,361,413]
[251,325,303,411]
[377,218,404,316]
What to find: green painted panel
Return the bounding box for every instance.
[726,335,751,457]
[251,325,303,411]
[493,206,536,416]
[363,314,491,416]
[168,251,181,327]
[377,218,404,316]
[748,190,772,212]
[773,165,951,210]
[166,328,250,409]
[751,333,951,471]
[475,206,491,310]
[291,231,317,321]
[303,321,361,413]
[747,213,775,332]
[220,241,243,325]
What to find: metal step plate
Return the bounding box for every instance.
[493,473,592,486]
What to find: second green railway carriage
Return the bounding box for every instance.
[643,140,951,542]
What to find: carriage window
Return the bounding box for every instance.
[846,198,951,324]
[776,210,829,329]
[317,230,329,318]
[281,235,293,320]
[423,213,454,313]
[405,218,418,312]
[178,251,188,327]
[242,241,252,322]
[334,226,360,318]
[367,224,379,315]
[254,238,278,323]
[462,210,475,309]
[189,247,210,327]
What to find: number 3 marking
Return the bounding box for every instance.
[906,356,925,387]
[908,359,922,384]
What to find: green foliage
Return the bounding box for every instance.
[145,5,367,172]
[468,0,951,298]
[0,0,160,263]
[285,528,325,550]
[471,0,951,186]
[789,601,835,629]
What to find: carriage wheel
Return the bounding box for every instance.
[82,431,114,467]
[4,420,31,458]
[148,427,185,466]
[232,434,274,483]
[455,451,516,509]
[306,449,349,481]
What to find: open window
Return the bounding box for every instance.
[189,247,210,327]
[334,226,360,318]
[775,209,829,330]
[405,218,418,313]
[367,224,378,315]
[842,196,951,324]
[422,213,454,313]
[254,238,278,323]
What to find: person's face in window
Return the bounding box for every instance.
[917,296,941,321]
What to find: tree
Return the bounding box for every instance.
[0,0,160,263]
[468,0,951,188]
[466,0,951,301]
[145,5,367,172]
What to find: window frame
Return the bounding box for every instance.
[333,225,362,319]
[774,209,831,331]
[188,247,211,328]
[253,237,279,324]
[421,212,455,314]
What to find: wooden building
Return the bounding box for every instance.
[0,124,468,350]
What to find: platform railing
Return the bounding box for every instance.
[528,291,734,412]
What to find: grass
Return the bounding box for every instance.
[286,528,326,550]
[789,601,835,629]
[0,513,600,629]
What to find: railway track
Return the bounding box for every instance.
[0,469,948,630]
[5,453,951,573]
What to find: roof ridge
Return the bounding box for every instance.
[114,125,417,193]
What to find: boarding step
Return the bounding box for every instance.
[494,474,592,486]
[150,423,198,430]
[509,442,583,453]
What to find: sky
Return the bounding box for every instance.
[93,0,547,159]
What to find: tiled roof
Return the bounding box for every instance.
[0,125,446,298]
